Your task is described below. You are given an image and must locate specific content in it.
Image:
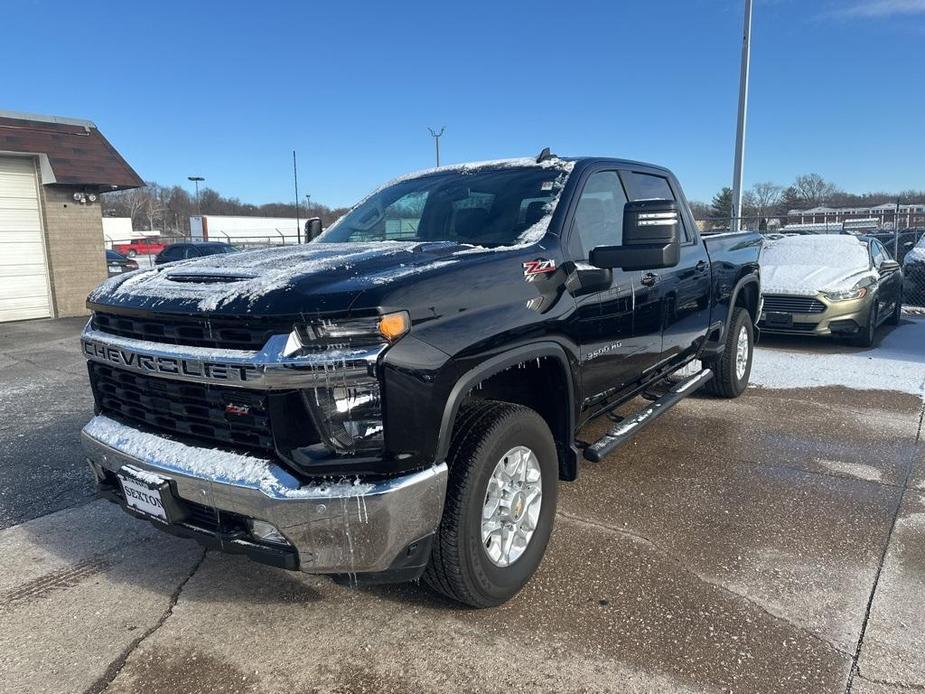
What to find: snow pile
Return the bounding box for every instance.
[83,415,374,499]
[750,317,925,395]
[760,235,874,296]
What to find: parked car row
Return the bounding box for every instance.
[105,242,238,275]
[758,234,903,347]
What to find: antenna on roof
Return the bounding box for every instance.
[536,147,556,163]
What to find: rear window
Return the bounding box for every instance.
[621,172,675,202]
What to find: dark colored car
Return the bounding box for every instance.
[902,233,925,308]
[81,154,762,607]
[860,229,924,265]
[154,242,238,265]
[105,249,139,277]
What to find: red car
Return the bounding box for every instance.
[112,237,167,257]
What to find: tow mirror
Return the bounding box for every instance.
[305,217,323,242]
[589,200,681,271]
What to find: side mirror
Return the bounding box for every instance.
[305,217,323,242]
[880,259,900,273]
[589,200,681,271]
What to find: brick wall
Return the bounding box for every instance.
[40,185,107,317]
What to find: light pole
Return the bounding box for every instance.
[187,176,205,216]
[305,194,311,217]
[730,0,752,232]
[428,127,445,167]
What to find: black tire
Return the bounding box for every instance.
[422,401,558,608]
[704,307,753,398]
[886,292,902,326]
[852,302,878,347]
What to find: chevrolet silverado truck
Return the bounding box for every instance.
[80,152,762,607]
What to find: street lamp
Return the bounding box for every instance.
[730,0,752,232]
[188,176,205,216]
[427,127,445,167]
[305,193,311,216]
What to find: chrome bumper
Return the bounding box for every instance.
[81,416,448,574]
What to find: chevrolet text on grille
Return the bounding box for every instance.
[82,339,258,382]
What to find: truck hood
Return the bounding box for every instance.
[88,241,480,316]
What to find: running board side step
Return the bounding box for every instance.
[583,368,713,463]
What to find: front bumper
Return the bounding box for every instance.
[758,295,871,337]
[81,415,448,576]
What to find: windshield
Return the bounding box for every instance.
[316,163,572,247]
[762,235,870,269]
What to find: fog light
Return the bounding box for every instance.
[247,519,289,545]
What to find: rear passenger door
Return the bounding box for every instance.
[621,170,711,368]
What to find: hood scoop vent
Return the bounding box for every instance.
[164,270,257,284]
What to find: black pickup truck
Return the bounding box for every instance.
[81,152,762,607]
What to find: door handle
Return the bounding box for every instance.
[640,272,659,287]
[695,260,708,272]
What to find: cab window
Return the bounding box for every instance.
[572,171,627,258]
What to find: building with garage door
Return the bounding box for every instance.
[0,110,143,323]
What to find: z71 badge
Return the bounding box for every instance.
[522,258,556,280]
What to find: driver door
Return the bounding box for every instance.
[569,170,660,409]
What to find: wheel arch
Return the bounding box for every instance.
[436,343,579,481]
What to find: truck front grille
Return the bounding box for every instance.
[91,311,292,351]
[89,362,277,452]
[762,295,827,314]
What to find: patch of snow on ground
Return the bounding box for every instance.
[750,317,925,395]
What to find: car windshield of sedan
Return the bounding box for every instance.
[762,235,870,270]
[315,162,573,247]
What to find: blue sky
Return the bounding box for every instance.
[4,0,923,206]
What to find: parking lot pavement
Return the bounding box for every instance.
[0,317,96,529]
[1,317,923,693]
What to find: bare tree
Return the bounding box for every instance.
[791,174,839,207]
[748,181,783,225]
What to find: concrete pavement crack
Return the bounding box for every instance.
[82,547,207,694]
[845,397,922,694]
[555,510,852,659]
[856,672,925,692]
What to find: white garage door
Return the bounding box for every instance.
[0,156,51,322]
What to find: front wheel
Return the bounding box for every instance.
[705,307,753,398]
[886,293,902,326]
[852,302,878,347]
[423,401,558,608]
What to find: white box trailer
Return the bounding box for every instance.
[190,215,303,246]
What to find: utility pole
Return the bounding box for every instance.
[730,0,752,232]
[895,198,902,258]
[428,127,445,167]
[187,176,205,216]
[293,151,301,244]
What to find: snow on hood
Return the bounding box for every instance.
[760,235,875,296]
[88,241,427,311]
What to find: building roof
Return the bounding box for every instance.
[0,110,144,190]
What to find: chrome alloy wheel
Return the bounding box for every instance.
[735,324,750,380]
[481,446,543,568]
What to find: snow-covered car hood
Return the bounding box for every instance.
[760,235,875,297]
[88,241,486,316]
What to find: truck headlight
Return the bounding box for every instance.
[823,286,868,302]
[296,311,409,454]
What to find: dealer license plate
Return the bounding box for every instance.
[763,311,793,328]
[118,467,168,521]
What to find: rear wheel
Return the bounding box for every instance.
[423,401,558,608]
[705,307,753,398]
